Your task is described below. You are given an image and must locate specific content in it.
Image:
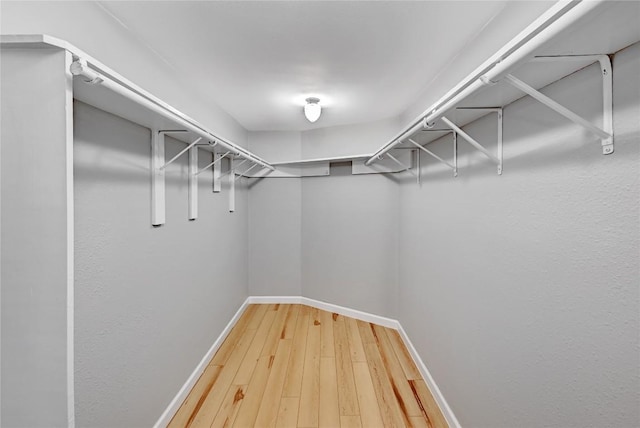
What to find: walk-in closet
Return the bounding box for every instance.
[1,1,639,427]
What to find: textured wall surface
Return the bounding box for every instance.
[397,43,640,427]
[74,102,249,427]
[1,48,73,428]
[248,131,302,296]
[301,167,400,318]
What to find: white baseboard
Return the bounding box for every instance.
[396,323,461,428]
[155,295,459,428]
[152,299,250,428]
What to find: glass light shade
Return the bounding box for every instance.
[304,98,321,122]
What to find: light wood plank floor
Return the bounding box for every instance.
[168,304,448,428]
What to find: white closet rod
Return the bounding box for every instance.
[70,59,274,171]
[365,0,605,166]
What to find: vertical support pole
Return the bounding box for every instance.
[497,109,503,175]
[453,131,458,177]
[151,130,165,226]
[213,152,222,193]
[599,55,614,154]
[188,146,198,220]
[229,157,235,212]
[416,148,421,186]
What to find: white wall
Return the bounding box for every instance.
[74,101,249,427]
[1,47,73,428]
[0,0,247,146]
[302,116,402,159]
[397,43,640,428]
[248,132,302,296]
[247,123,401,318]
[301,165,400,318]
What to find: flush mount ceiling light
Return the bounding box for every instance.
[304,97,321,123]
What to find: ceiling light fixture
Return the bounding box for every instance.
[304,97,321,123]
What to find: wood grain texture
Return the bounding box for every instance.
[169,304,448,428]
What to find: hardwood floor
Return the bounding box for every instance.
[168,304,448,428]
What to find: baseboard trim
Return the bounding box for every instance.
[155,296,459,428]
[396,324,461,428]
[152,298,250,428]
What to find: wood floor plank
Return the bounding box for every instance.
[281,305,301,340]
[385,328,422,380]
[409,415,432,428]
[372,324,424,417]
[334,315,360,416]
[282,311,310,397]
[209,305,261,366]
[340,415,363,427]
[345,317,366,362]
[357,318,376,344]
[246,304,272,332]
[168,365,223,428]
[172,305,448,428]
[231,355,272,428]
[409,379,449,428]
[189,324,261,425]
[319,309,335,358]
[275,397,299,428]
[298,313,321,427]
[254,339,294,427]
[260,304,292,358]
[233,310,277,385]
[210,384,247,428]
[318,357,340,428]
[358,321,408,427]
[352,362,385,428]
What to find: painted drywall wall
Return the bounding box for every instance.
[248,131,302,296]
[301,167,400,319]
[246,123,402,316]
[302,116,402,159]
[400,1,554,125]
[1,48,73,427]
[74,101,249,427]
[0,1,247,146]
[397,43,640,427]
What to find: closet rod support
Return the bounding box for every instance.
[386,153,417,177]
[159,137,202,170]
[407,138,456,171]
[441,116,502,174]
[196,151,230,176]
[222,159,249,177]
[504,73,612,154]
[236,163,259,180]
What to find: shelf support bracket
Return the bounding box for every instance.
[386,152,417,177]
[188,145,198,221]
[212,152,226,192]
[504,63,612,154]
[159,137,202,170]
[229,158,235,212]
[441,115,502,175]
[151,129,165,226]
[407,138,457,176]
[236,163,259,180]
[197,150,230,176]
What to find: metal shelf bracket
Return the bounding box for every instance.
[188,146,198,220]
[407,137,458,177]
[386,152,417,178]
[441,112,503,175]
[505,54,613,154]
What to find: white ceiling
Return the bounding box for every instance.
[96,1,554,132]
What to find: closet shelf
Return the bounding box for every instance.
[1,34,273,171]
[366,0,639,168]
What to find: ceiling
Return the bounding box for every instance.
[95,1,554,132]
